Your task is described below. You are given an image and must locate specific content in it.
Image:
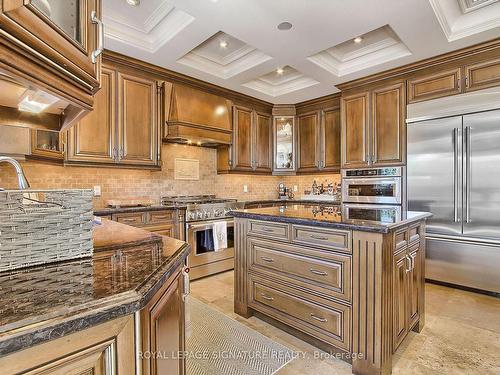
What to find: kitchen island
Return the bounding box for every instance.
[231,205,432,375]
[0,219,190,375]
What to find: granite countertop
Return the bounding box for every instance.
[242,199,341,206]
[0,219,190,357]
[231,204,432,233]
[94,204,186,216]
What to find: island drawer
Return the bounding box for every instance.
[112,212,147,226]
[248,275,351,351]
[291,225,351,253]
[248,238,351,302]
[248,220,290,240]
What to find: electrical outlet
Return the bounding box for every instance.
[293,185,298,192]
[93,185,101,197]
[243,185,248,193]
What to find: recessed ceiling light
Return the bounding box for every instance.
[354,36,363,44]
[126,0,140,6]
[277,22,293,31]
[219,40,228,48]
[277,67,284,75]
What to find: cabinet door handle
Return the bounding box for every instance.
[260,256,274,263]
[309,234,329,241]
[310,269,328,276]
[310,313,328,323]
[405,255,412,273]
[90,11,104,64]
[260,294,274,301]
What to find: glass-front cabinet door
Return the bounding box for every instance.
[273,116,296,174]
[0,0,102,86]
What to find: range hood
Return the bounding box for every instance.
[164,83,233,146]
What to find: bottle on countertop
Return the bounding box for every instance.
[312,180,318,195]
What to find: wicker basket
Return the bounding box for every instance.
[0,189,94,272]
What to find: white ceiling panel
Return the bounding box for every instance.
[103,0,500,104]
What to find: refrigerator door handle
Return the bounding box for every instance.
[453,127,460,223]
[465,126,471,223]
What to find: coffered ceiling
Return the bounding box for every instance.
[103,0,500,104]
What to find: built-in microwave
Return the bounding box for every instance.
[342,167,403,205]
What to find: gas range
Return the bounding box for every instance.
[161,195,242,222]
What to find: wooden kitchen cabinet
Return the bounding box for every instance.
[297,111,320,173]
[407,68,462,104]
[118,72,160,166]
[295,95,341,174]
[464,58,500,92]
[66,64,162,168]
[321,107,341,171]
[66,66,116,164]
[296,107,341,173]
[141,270,186,375]
[392,229,423,351]
[231,105,254,171]
[29,128,64,161]
[371,82,405,166]
[218,106,272,174]
[254,112,273,172]
[0,0,102,111]
[341,91,370,168]
[341,81,405,168]
[407,56,500,103]
[0,316,136,375]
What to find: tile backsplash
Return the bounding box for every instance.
[0,144,340,208]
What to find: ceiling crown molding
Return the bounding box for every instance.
[429,0,500,41]
[243,67,319,97]
[104,5,194,53]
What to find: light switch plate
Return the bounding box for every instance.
[93,185,101,197]
[243,185,248,193]
[293,185,298,192]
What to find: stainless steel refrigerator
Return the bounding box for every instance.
[407,108,500,294]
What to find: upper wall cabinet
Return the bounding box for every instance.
[217,105,272,174]
[342,81,405,168]
[0,0,103,113]
[296,105,341,174]
[464,58,500,92]
[407,57,500,104]
[66,63,162,168]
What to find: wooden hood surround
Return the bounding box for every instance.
[164,83,233,145]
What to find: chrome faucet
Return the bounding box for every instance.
[0,156,30,190]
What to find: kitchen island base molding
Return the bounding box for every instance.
[232,208,429,375]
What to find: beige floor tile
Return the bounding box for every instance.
[191,271,500,375]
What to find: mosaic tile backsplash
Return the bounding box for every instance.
[0,144,340,208]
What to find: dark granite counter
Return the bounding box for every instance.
[94,204,186,216]
[231,204,432,233]
[0,219,190,357]
[242,199,341,207]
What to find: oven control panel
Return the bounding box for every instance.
[343,167,402,177]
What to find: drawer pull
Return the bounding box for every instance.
[260,256,274,263]
[310,269,328,276]
[310,313,328,323]
[309,234,329,241]
[260,294,274,301]
[121,218,138,223]
[262,228,275,232]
